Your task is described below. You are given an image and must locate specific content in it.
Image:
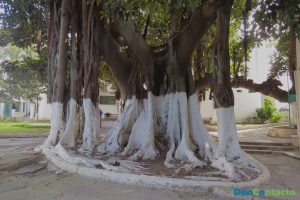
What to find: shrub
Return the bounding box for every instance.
[271,112,282,123]
[256,108,269,123]
[256,97,280,123]
[263,97,276,118]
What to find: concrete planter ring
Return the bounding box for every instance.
[267,126,297,138]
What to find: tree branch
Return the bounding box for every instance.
[114,18,155,90]
[97,23,131,96]
[231,77,288,103]
[195,75,289,103]
[177,0,221,62]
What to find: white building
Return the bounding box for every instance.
[27,93,119,121]
[32,93,52,120]
[0,99,31,119]
[200,89,263,123]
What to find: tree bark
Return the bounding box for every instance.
[196,75,289,103]
[53,0,71,103]
[288,31,296,93]
[212,0,234,108]
[231,77,288,102]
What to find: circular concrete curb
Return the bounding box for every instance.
[43,146,271,192]
[267,126,297,138]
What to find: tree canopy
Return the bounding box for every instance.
[0,45,47,102]
[1,0,299,103]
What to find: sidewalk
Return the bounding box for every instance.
[210,127,292,144]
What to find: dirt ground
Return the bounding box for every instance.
[0,137,300,200]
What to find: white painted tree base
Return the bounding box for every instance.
[59,99,80,148]
[81,98,100,151]
[99,92,263,180]
[102,97,142,154]
[40,92,267,182]
[42,144,271,192]
[34,102,64,152]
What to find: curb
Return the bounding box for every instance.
[43,147,271,192]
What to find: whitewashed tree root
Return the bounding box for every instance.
[42,92,263,182]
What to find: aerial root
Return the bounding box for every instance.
[104,97,142,154]
[40,93,263,182]
[81,98,100,151]
[128,146,159,161]
[211,156,236,179]
[53,143,146,173]
[164,144,176,168]
[59,99,80,148]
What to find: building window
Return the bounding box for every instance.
[237,89,242,93]
[100,96,115,105]
[12,101,20,112]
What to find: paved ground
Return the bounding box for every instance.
[0,137,227,200]
[0,137,300,200]
[210,127,293,144]
[0,122,299,200]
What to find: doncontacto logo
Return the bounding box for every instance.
[230,185,296,197]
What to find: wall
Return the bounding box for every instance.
[200,89,262,123]
[99,93,119,115]
[35,93,119,120]
[0,103,4,118]
[37,94,51,120]
[35,90,262,122]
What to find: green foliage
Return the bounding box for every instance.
[0,0,49,50]
[253,0,300,40]
[102,0,202,47]
[193,0,256,80]
[99,61,117,93]
[256,107,269,123]
[245,0,300,81]
[0,1,48,103]
[0,120,50,135]
[271,112,281,123]
[256,97,280,123]
[0,45,47,102]
[264,97,277,115]
[268,34,289,79]
[0,44,26,61]
[0,0,298,102]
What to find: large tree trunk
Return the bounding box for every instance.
[81,0,101,151]
[59,1,83,148]
[210,0,259,179]
[41,0,263,181]
[44,0,71,147]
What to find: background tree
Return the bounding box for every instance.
[0,0,49,52]
[0,44,47,118]
[196,0,300,103]
[0,56,47,102]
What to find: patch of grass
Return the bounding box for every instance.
[0,120,50,135]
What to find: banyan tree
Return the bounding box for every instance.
[39,0,264,181]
